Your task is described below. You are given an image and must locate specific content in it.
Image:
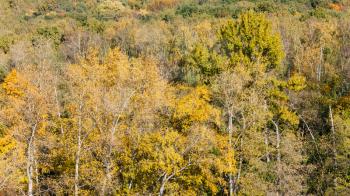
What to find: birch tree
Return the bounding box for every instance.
[0,69,52,195]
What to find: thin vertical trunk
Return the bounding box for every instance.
[234,112,245,195]
[128,180,133,190]
[34,144,39,194]
[54,86,64,135]
[317,46,323,81]
[264,101,270,163]
[264,127,270,163]
[101,133,113,195]
[300,116,323,163]
[228,112,234,196]
[74,134,81,195]
[159,174,167,196]
[329,105,337,188]
[329,105,337,163]
[74,104,83,196]
[276,125,281,190]
[27,153,33,196]
[234,137,243,195]
[272,120,281,195]
[101,134,113,195]
[74,135,81,196]
[27,124,37,196]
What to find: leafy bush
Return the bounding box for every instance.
[35,27,63,47]
[147,0,179,11]
[176,4,201,17]
[0,36,14,54]
[0,65,7,82]
[97,0,125,19]
[309,7,328,18]
[255,1,278,13]
[87,18,106,33]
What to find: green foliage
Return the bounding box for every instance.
[0,66,8,82]
[309,7,328,18]
[86,18,106,33]
[35,26,62,47]
[310,0,330,8]
[218,10,284,71]
[255,1,278,13]
[180,44,224,85]
[175,3,201,17]
[0,36,14,53]
[267,74,306,126]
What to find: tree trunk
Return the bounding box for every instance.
[27,124,37,196]
[329,105,337,188]
[74,130,81,196]
[264,127,270,163]
[234,112,246,195]
[234,136,243,195]
[54,86,64,135]
[159,174,167,196]
[317,46,323,81]
[34,146,40,194]
[101,151,111,195]
[228,112,234,196]
[101,137,112,195]
[74,104,83,196]
[102,115,122,194]
[263,101,270,163]
[300,116,322,163]
[74,137,81,196]
[158,164,190,196]
[272,120,281,195]
[27,154,33,196]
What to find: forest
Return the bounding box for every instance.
[0,0,349,195]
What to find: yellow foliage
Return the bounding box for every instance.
[279,106,299,126]
[147,0,179,11]
[269,88,289,101]
[97,0,125,14]
[0,135,16,155]
[287,74,306,91]
[2,70,27,97]
[101,48,130,85]
[173,86,221,129]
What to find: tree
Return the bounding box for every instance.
[218,10,284,71]
[130,85,235,195]
[0,69,54,195]
[212,10,306,195]
[179,43,224,85]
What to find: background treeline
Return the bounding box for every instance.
[0,0,349,195]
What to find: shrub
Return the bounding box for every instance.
[147,0,179,11]
[255,1,278,13]
[0,36,14,54]
[36,27,63,47]
[176,4,201,17]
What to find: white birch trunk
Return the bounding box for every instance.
[228,112,234,196]
[74,103,83,196]
[27,124,37,196]
[272,120,281,195]
[329,105,337,188]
